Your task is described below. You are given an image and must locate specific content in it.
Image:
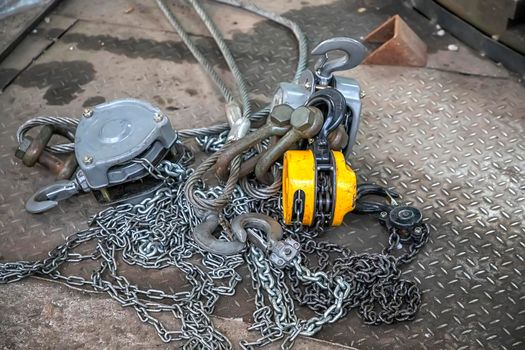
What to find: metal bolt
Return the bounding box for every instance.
[359,90,366,99]
[15,137,32,159]
[153,112,164,122]
[414,226,422,234]
[83,109,93,118]
[269,104,293,126]
[380,211,388,219]
[291,106,318,131]
[283,247,292,256]
[83,155,93,165]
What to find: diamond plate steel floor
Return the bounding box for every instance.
[0,0,524,349]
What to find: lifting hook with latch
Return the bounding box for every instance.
[311,37,367,85]
[25,180,81,214]
[193,212,300,267]
[231,213,300,267]
[192,212,246,256]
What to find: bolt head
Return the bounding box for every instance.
[291,106,318,131]
[83,109,93,118]
[359,90,366,99]
[414,226,422,234]
[83,155,93,165]
[153,112,164,122]
[269,104,293,126]
[380,211,388,218]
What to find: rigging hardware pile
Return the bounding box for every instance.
[1,0,430,349]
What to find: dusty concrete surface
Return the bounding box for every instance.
[0,280,354,349]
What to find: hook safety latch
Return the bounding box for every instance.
[25,180,80,214]
[311,37,367,84]
[231,213,300,267]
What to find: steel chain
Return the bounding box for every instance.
[1,140,430,349]
[2,0,431,346]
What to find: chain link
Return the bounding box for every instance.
[1,144,430,349]
[1,154,249,349]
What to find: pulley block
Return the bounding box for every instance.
[282,88,357,227]
[75,99,177,190]
[25,99,179,213]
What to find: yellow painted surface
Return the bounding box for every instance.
[331,151,357,225]
[282,150,316,225]
[282,150,357,226]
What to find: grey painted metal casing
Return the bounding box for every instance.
[271,82,311,109]
[271,76,362,158]
[333,76,362,158]
[75,99,177,189]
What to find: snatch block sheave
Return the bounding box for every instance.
[282,149,357,226]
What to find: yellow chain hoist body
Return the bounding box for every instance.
[282,149,357,226]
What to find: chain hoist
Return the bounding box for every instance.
[0,0,432,349]
[22,99,183,213]
[282,89,358,227]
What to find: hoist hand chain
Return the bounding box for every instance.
[301,89,349,226]
[286,225,429,330]
[245,242,352,348]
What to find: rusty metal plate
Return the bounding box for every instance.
[0,0,524,349]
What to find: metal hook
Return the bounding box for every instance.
[231,213,300,267]
[25,180,80,214]
[312,37,367,81]
[192,212,246,256]
[231,213,283,252]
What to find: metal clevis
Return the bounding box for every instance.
[272,37,367,158]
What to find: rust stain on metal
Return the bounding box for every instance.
[363,15,427,67]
